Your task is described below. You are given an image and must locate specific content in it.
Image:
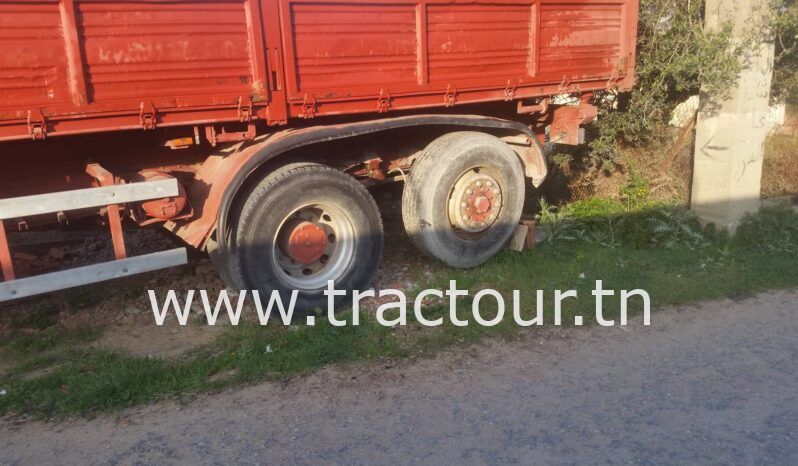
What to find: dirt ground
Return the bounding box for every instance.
[2,289,796,464]
[0,183,438,362]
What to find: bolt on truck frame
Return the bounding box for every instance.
[0,0,637,308]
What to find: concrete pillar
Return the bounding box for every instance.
[691,0,775,231]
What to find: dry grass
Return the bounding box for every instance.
[575,126,796,205]
[762,133,798,199]
[587,126,694,205]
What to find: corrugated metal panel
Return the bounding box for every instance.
[290,2,418,91]
[0,0,638,141]
[427,4,533,83]
[539,4,623,79]
[78,1,254,101]
[0,3,70,110]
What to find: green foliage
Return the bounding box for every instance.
[735,204,798,255]
[539,199,712,250]
[548,152,574,172]
[539,173,713,249]
[585,0,798,171]
[619,169,650,208]
[541,189,798,256]
[587,0,744,169]
[10,302,60,330]
[771,0,798,103]
[4,326,101,359]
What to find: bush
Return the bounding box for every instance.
[541,196,798,258]
[548,0,797,203]
[771,0,798,104]
[539,199,712,250]
[735,205,798,256]
[586,0,743,170]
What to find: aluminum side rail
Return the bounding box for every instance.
[0,175,187,302]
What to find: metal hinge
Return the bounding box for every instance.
[504,80,516,101]
[301,94,317,119]
[557,76,575,94]
[377,89,391,113]
[444,85,457,107]
[606,69,621,88]
[238,96,253,122]
[27,109,46,140]
[139,101,157,130]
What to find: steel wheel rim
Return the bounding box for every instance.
[447,167,504,239]
[272,203,355,290]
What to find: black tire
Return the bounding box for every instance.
[402,131,526,268]
[233,163,383,311]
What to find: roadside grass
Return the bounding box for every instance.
[1,203,797,418]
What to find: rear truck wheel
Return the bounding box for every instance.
[233,163,383,311]
[402,131,526,268]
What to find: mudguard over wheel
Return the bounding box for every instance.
[232,163,383,311]
[402,131,526,268]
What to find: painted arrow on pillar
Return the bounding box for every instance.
[699,136,729,160]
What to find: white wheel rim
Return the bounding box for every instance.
[272,203,355,290]
[447,167,504,238]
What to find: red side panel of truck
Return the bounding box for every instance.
[0,0,638,142]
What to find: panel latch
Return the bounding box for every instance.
[444,85,457,107]
[139,101,157,130]
[377,89,391,113]
[504,80,516,101]
[238,95,253,122]
[301,94,317,119]
[27,109,46,140]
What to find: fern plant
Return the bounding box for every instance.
[537,199,711,250]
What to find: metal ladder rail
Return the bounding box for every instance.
[0,169,187,302]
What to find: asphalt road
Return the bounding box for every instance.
[2,290,797,465]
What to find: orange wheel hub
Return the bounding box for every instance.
[287,221,328,265]
[448,170,503,233]
[473,195,492,215]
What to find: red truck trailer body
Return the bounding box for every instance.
[0,0,636,141]
[0,0,638,305]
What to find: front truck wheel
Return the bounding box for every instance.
[402,131,526,268]
[233,163,383,311]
